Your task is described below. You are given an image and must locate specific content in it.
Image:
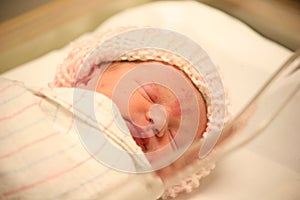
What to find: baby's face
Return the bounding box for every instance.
[97,61,207,179]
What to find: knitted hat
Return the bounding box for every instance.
[50,27,229,199]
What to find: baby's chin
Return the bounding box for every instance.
[125,120,150,152]
[132,136,150,152]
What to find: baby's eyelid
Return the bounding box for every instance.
[147,92,156,103]
[138,86,152,103]
[142,85,156,103]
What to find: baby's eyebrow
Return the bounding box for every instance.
[138,86,150,99]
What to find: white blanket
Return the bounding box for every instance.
[0,78,164,200]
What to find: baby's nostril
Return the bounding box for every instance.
[148,103,168,137]
[149,118,154,124]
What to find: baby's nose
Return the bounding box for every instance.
[148,104,168,137]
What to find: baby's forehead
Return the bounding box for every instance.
[107,61,206,111]
[127,61,201,90]
[109,60,193,81]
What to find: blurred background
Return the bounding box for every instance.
[0,0,300,73]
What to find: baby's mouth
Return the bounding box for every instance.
[125,121,150,152]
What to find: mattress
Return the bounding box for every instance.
[1,1,299,199]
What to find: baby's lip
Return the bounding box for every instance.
[125,121,150,151]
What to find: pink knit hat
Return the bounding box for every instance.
[50,26,229,199]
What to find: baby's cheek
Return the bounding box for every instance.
[170,99,181,117]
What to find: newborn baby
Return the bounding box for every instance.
[96,61,207,150]
[51,27,228,198]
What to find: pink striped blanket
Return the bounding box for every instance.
[0,78,163,200]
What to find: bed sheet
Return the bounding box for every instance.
[2,1,299,199]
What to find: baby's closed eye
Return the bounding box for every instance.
[142,84,159,103]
